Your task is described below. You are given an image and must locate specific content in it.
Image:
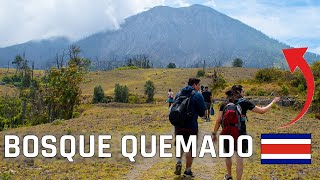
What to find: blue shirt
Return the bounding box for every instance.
[174,85,206,130]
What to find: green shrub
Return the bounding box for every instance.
[92,85,105,103]
[114,84,129,103]
[280,85,289,96]
[257,89,265,96]
[245,90,252,96]
[128,94,142,104]
[232,58,243,67]
[103,96,113,103]
[66,127,72,135]
[196,70,205,77]
[290,72,306,91]
[144,80,155,103]
[255,68,283,83]
[210,75,227,95]
[167,62,176,68]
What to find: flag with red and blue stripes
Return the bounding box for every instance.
[261,134,311,164]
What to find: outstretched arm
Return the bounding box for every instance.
[212,111,223,142]
[251,97,281,114]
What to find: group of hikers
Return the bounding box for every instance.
[167,77,280,180]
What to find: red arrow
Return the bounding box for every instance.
[279,47,315,128]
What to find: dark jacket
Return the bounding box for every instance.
[174,85,206,131]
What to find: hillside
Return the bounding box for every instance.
[0,67,319,179]
[0,67,259,100]
[0,5,319,69]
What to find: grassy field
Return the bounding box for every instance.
[79,67,259,101]
[0,67,319,179]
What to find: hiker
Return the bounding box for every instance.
[200,85,204,93]
[212,85,280,180]
[172,78,206,178]
[201,86,212,121]
[167,89,174,108]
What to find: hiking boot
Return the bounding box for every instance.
[183,170,195,178]
[224,174,233,180]
[174,162,182,175]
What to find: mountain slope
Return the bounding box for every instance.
[0,5,319,68]
[0,37,70,69]
[76,4,319,68]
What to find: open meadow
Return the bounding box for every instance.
[0,67,319,179]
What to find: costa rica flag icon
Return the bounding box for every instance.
[261,134,311,164]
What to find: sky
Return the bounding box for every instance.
[0,0,319,54]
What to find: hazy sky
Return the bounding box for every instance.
[0,0,319,54]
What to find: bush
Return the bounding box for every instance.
[167,62,176,68]
[280,85,289,96]
[114,84,129,103]
[210,74,227,95]
[92,85,105,103]
[1,74,22,85]
[232,58,243,67]
[290,72,306,91]
[257,89,265,96]
[255,68,283,83]
[103,96,113,103]
[128,94,143,104]
[196,70,205,77]
[245,90,252,96]
[144,80,155,103]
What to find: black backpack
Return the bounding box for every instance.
[169,90,196,126]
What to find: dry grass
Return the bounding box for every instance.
[0,103,319,179]
[0,67,319,179]
[80,67,258,101]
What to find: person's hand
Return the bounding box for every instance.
[212,134,217,143]
[272,97,281,103]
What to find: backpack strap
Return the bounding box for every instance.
[236,98,249,122]
[186,90,196,112]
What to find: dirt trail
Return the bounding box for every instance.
[122,121,223,180]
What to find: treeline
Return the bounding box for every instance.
[0,45,89,131]
[90,54,153,70]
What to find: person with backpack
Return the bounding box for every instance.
[201,86,212,121]
[169,77,206,178]
[212,85,280,180]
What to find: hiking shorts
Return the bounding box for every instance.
[174,128,198,148]
[205,102,211,110]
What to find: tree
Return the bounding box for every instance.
[68,45,91,71]
[93,85,105,103]
[114,84,129,103]
[232,58,243,67]
[46,63,84,121]
[196,70,205,77]
[167,62,176,68]
[12,55,24,74]
[144,80,155,103]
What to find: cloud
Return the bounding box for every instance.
[0,0,166,47]
[212,0,320,53]
[0,0,319,53]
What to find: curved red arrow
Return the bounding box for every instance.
[279,47,315,128]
